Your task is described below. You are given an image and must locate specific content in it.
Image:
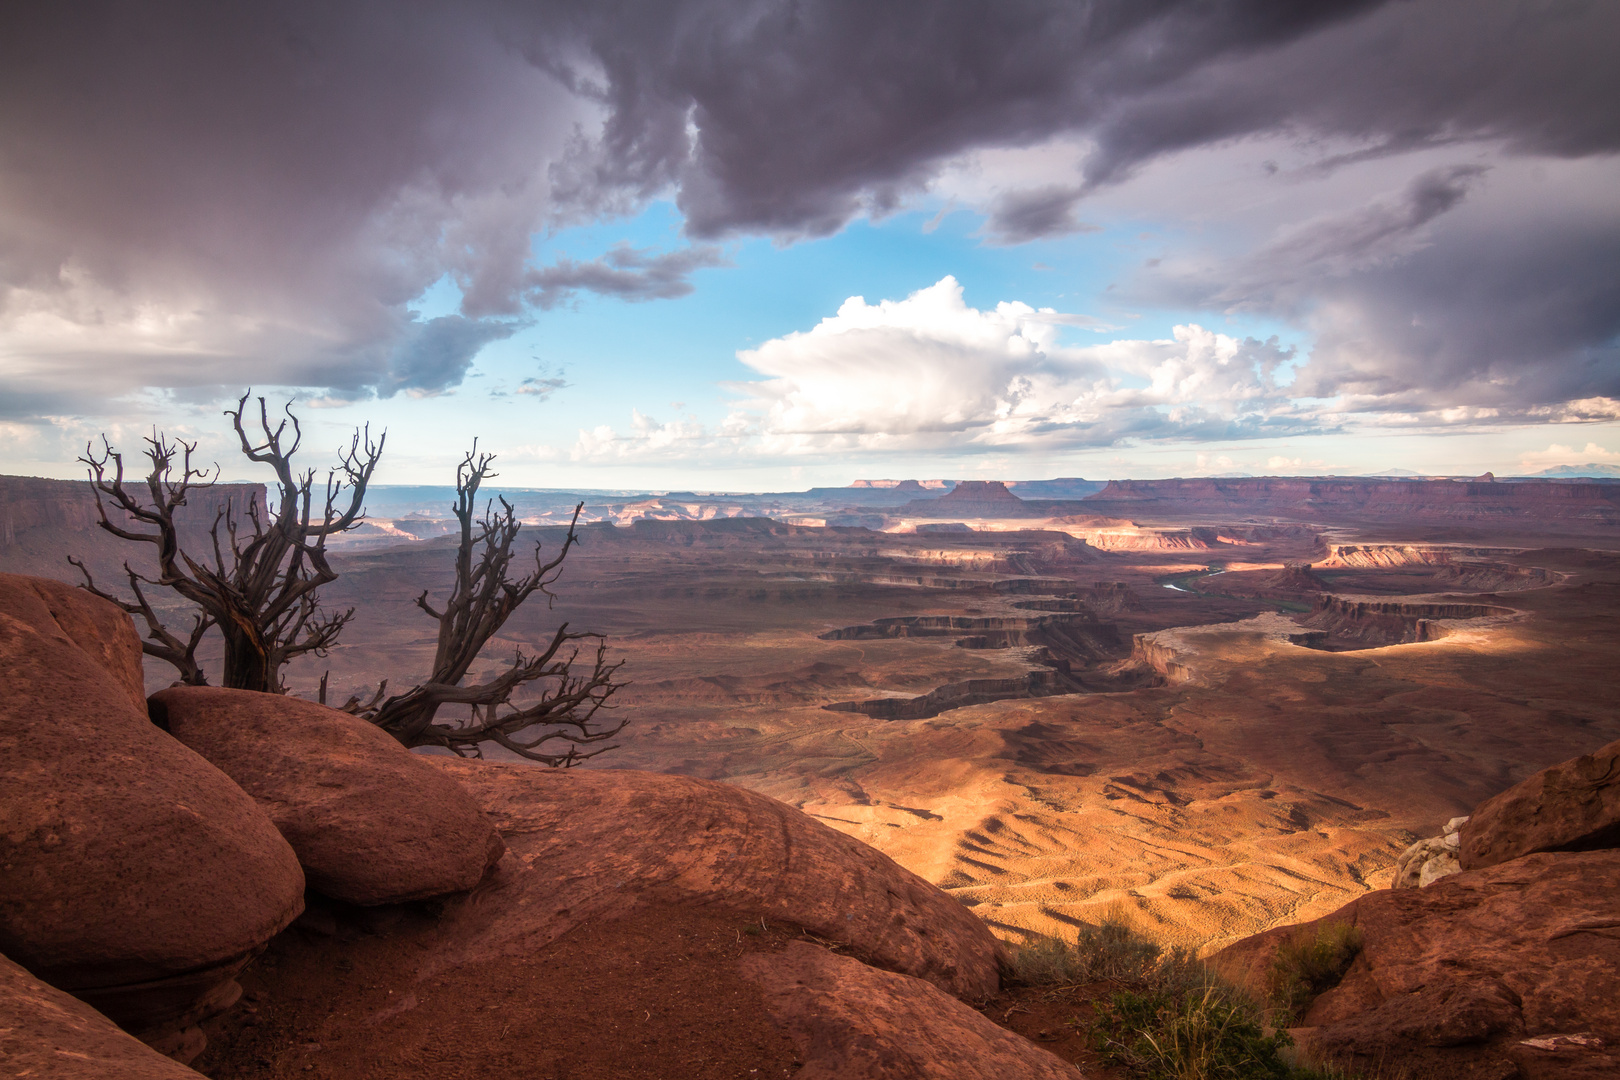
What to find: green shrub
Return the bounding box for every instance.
[1005,917,1382,1079]
[1007,931,1090,986]
[1007,916,1207,989]
[1267,922,1363,1024]
[1091,983,1294,1080]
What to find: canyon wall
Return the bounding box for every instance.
[1083,477,1620,528]
[1,476,269,582]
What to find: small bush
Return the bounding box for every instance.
[1008,917,1205,989]
[1092,983,1294,1080]
[1008,931,1090,986]
[1005,918,1384,1079]
[1267,922,1363,1023]
[1077,918,1171,983]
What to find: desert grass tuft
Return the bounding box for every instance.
[1267,921,1363,1024]
[1007,916,1207,990]
[1091,982,1293,1080]
[1006,917,1387,1079]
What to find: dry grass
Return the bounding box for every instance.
[1267,922,1364,1024]
[1005,918,1391,1080]
[1008,916,1189,988]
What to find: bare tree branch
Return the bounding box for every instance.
[77,392,384,692]
[71,556,211,687]
[364,447,626,765]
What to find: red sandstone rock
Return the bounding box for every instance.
[0,477,267,590]
[1082,476,1620,527]
[904,480,1032,517]
[429,759,1003,1000]
[0,572,146,710]
[0,589,304,1037]
[151,687,505,906]
[1459,738,1620,871]
[0,951,205,1079]
[741,942,1082,1080]
[1215,850,1620,1079]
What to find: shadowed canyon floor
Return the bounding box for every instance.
[247,516,1620,956]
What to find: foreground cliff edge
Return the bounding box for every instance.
[0,572,1080,1079]
[1215,737,1620,1080]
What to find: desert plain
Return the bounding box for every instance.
[11,474,1610,958]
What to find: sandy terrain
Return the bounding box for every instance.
[259,516,1620,955]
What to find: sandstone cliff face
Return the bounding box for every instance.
[1460,737,1620,871]
[1083,477,1620,528]
[1298,596,1512,646]
[0,476,266,584]
[1130,633,1196,683]
[1321,543,1521,568]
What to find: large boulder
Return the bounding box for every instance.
[0,572,146,709]
[0,582,304,1042]
[741,942,1083,1080]
[429,759,1004,1000]
[1215,850,1620,1079]
[150,687,505,906]
[0,951,205,1079]
[1459,738,1620,871]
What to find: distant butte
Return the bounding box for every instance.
[903,480,1035,518]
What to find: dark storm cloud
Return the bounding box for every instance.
[379,315,521,398]
[1,0,1616,413]
[1140,162,1620,416]
[1291,206,1620,415]
[982,186,1098,246]
[0,0,574,401]
[1215,166,1492,303]
[523,244,728,309]
[1075,0,1620,192]
[537,0,1618,238]
[541,0,1387,238]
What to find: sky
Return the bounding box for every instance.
[2,0,1618,490]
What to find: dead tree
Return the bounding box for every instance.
[359,448,625,765]
[78,392,383,692]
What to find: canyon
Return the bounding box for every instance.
[6,470,1620,1078]
[7,472,1616,959]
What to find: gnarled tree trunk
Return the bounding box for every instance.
[359,448,625,764]
[77,392,383,692]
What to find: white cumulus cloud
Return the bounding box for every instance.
[573,276,1310,462]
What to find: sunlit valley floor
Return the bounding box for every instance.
[258,511,1620,956]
